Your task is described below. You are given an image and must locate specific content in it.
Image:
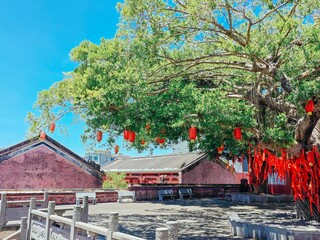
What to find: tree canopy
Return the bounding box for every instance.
[27,0,320,155]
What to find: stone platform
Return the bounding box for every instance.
[228,212,320,239]
[227,194,320,239]
[228,193,293,203]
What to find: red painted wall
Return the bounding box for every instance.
[125,172,180,184]
[129,185,240,200]
[0,145,102,189]
[2,191,118,205]
[267,172,292,195]
[182,160,241,184]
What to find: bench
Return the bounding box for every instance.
[118,190,136,203]
[76,192,97,205]
[179,189,192,200]
[158,189,174,201]
[39,206,74,216]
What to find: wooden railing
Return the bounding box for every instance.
[4,198,178,240]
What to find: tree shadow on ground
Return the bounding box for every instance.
[144,197,246,208]
[89,199,251,239]
[89,198,303,240]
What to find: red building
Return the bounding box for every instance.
[267,172,292,194]
[0,136,103,190]
[103,152,248,185]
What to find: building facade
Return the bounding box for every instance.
[103,152,248,185]
[84,151,115,167]
[0,136,103,190]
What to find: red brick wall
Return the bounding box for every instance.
[2,191,118,205]
[0,146,102,189]
[129,185,240,200]
[182,160,240,184]
[48,192,118,204]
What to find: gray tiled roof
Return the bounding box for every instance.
[102,152,206,173]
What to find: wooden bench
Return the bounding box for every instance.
[76,192,96,205]
[118,190,136,203]
[179,189,192,200]
[158,189,174,201]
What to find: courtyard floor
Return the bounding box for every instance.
[0,197,303,240]
[84,198,297,240]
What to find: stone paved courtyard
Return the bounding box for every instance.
[1,197,312,240]
[85,198,298,240]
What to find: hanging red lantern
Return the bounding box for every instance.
[49,122,56,133]
[305,99,315,115]
[141,140,146,146]
[189,126,197,142]
[124,130,129,141]
[156,137,165,145]
[146,123,151,132]
[217,145,224,154]
[114,145,119,154]
[40,131,46,140]
[128,131,136,143]
[96,130,103,142]
[234,127,242,140]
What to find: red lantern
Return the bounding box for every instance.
[124,130,129,141]
[49,122,56,133]
[141,140,146,146]
[156,137,165,145]
[40,131,46,140]
[128,131,136,143]
[234,127,242,140]
[146,123,151,132]
[217,145,224,154]
[189,126,197,142]
[96,130,103,142]
[305,99,315,115]
[114,145,119,154]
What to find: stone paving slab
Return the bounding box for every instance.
[0,197,302,239]
[74,198,298,240]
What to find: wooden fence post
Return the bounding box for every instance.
[81,196,88,223]
[43,190,49,208]
[70,206,82,240]
[20,217,28,240]
[156,228,169,240]
[26,198,37,240]
[45,201,55,240]
[0,193,7,229]
[166,221,178,240]
[109,212,119,231]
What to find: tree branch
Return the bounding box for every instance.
[295,67,320,81]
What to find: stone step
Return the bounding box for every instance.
[3,220,20,229]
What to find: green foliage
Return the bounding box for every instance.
[27,0,320,155]
[103,172,128,189]
[262,113,295,148]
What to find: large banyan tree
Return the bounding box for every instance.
[28,0,319,219]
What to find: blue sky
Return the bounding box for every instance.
[0,0,173,157]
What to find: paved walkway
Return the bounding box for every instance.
[83,198,296,240]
